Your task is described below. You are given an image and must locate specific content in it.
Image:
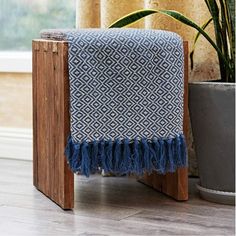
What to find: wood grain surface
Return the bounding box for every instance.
[32,40,74,209]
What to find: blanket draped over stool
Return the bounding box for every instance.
[42,29,187,177]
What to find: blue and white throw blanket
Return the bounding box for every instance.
[41,29,187,177]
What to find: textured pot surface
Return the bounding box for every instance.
[189,82,235,192]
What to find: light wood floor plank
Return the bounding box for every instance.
[0,158,234,236]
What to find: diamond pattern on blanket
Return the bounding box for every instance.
[66,29,184,143]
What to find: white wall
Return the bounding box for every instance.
[0,127,32,160]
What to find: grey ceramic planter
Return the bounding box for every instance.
[189,82,235,205]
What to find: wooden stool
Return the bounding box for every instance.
[32,39,189,209]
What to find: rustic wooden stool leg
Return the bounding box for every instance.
[32,40,74,209]
[139,42,189,201]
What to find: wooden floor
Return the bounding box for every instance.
[0,159,234,236]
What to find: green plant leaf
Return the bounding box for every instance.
[109,10,157,28]
[204,0,211,12]
[206,0,229,81]
[219,0,230,81]
[109,8,233,80]
[190,18,213,70]
[227,0,235,30]
[225,0,235,81]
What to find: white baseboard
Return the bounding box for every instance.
[0,127,32,161]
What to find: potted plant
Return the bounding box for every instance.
[109,0,235,204]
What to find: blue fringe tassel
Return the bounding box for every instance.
[114,138,121,173]
[133,138,142,175]
[141,138,151,174]
[120,138,131,174]
[180,134,187,167]
[91,140,98,173]
[99,139,106,174]
[105,139,113,173]
[71,143,81,173]
[149,142,157,171]
[175,135,182,166]
[64,134,187,177]
[81,140,90,177]
[166,139,175,172]
[159,138,166,174]
[152,138,160,171]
